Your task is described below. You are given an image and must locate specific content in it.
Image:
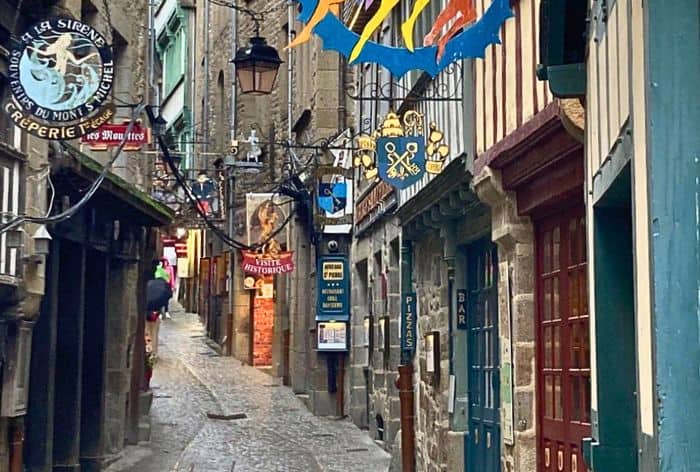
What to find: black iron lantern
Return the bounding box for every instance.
[146,105,168,138]
[232,37,283,95]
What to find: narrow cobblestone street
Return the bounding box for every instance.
[106,304,390,472]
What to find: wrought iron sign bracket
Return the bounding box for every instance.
[344,62,464,105]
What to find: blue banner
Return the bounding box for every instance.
[316,255,350,321]
[401,292,417,352]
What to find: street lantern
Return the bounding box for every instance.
[151,113,168,138]
[145,105,168,138]
[232,37,283,95]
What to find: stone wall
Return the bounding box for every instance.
[412,229,451,472]
[349,218,402,453]
[474,167,537,472]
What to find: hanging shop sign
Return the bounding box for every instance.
[317,321,348,352]
[317,255,350,321]
[401,292,417,353]
[246,193,291,247]
[357,110,449,190]
[456,289,468,330]
[316,129,354,234]
[240,250,295,275]
[80,122,151,151]
[241,194,294,275]
[4,18,115,139]
[289,0,513,77]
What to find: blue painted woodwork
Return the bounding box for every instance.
[645,1,700,470]
[465,239,500,471]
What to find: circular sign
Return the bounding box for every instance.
[3,18,115,139]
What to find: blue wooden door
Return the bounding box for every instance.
[466,239,500,471]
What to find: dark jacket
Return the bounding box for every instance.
[147,278,172,311]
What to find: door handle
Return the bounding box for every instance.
[474,428,479,444]
[486,431,491,449]
[557,450,564,471]
[544,447,550,467]
[571,453,578,472]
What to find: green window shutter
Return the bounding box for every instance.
[537,0,587,98]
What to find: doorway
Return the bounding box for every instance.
[536,207,591,472]
[465,238,500,471]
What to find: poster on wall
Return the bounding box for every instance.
[317,321,348,351]
[241,193,295,275]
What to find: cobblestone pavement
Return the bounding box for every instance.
[106,304,390,472]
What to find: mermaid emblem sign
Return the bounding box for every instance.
[4,18,115,139]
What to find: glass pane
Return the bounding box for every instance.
[544,327,552,368]
[553,226,560,270]
[484,298,490,328]
[543,231,551,273]
[553,326,561,368]
[572,376,581,421]
[579,217,586,262]
[570,273,579,317]
[571,322,579,368]
[580,272,588,316]
[544,279,552,321]
[553,278,560,320]
[554,375,563,420]
[545,375,553,418]
[582,321,590,368]
[569,218,577,264]
[583,376,591,423]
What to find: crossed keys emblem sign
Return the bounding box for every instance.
[378,137,425,189]
[355,110,450,190]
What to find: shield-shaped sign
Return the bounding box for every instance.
[318,180,347,214]
[377,136,426,189]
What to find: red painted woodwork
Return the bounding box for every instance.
[536,207,591,472]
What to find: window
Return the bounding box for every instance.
[158,16,185,98]
[0,155,21,279]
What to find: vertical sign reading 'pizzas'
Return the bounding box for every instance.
[401,292,417,353]
[316,255,350,321]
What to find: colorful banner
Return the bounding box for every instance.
[290,0,513,77]
[80,122,151,150]
[240,250,295,275]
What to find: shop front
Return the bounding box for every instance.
[475,101,587,472]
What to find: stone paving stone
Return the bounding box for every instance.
[106,304,390,472]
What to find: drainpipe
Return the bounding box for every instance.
[226,0,238,357]
[398,239,415,472]
[148,0,159,110]
[446,260,455,376]
[8,417,24,472]
[202,0,210,162]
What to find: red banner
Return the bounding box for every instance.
[241,250,295,275]
[80,122,151,151]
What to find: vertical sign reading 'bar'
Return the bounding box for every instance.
[456,289,468,330]
[401,292,417,352]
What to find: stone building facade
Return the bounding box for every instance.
[186,0,353,417]
[0,1,169,470]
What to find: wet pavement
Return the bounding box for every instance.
[105,304,390,472]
